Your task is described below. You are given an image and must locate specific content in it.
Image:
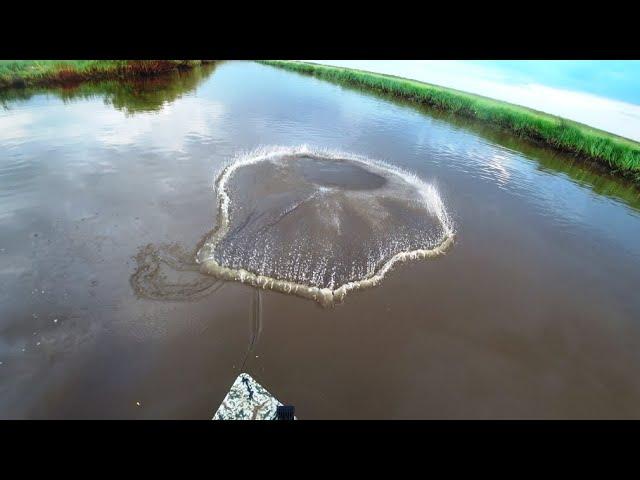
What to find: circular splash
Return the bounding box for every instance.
[197,146,455,307]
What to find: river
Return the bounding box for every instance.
[1,61,639,418]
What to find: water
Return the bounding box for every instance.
[1,61,640,418]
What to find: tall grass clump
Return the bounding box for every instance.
[260,60,640,181]
[0,60,215,89]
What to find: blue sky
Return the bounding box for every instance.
[308,61,640,142]
[465,61,640,105]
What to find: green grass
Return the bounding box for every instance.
[259,60,640,181]
[1,62,219,115]
[0,60,214,89]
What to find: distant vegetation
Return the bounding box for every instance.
[0,60,215,89]
[0,63,218,115]
[260,61,640,182]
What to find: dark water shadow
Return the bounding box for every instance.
[0,62,220,116]
[276,67,640,211]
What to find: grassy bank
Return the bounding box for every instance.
[260,60,640,181]
[1,63,219,115]
[0,60,215,89]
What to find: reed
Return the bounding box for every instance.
[0,60,214,89]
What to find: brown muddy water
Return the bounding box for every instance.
[1,61,640,419]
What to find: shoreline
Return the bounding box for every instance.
[0,60,215,89]
[259,60,640,183]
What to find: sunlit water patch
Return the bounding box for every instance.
[197,146,455,306]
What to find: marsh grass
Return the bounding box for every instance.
[260,60,640,180]
[0,60,214,89]
[0,63,219,115]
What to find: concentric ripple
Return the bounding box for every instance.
[197,146,455,306]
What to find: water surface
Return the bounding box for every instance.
[1,61,640,418]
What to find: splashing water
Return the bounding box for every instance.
[196,146,455,306]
